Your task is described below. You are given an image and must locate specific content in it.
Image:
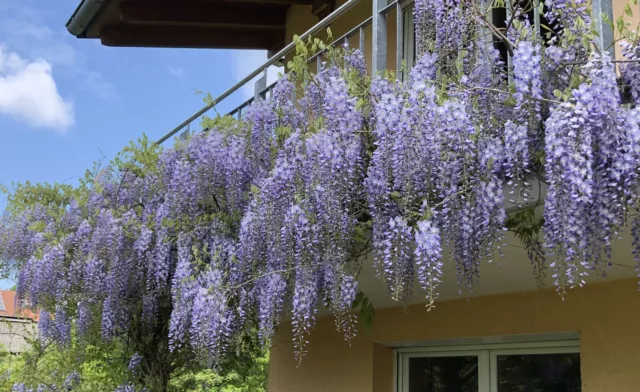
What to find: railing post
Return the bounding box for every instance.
[254,69,267,101]
[372,0,387,74]
[156,0,363,145]
[533,0,541,34]
[359,25,365,52]
[179,123,190,140]
[505,0,514,85]
[395,1,404,78]
[592,0,615,58]
[481,0,493,48]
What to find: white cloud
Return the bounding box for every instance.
[229,50,284,100]
[81,70,118,101]
[0,4,116,101]
[0,46,74,132]
[0,6,77,68]
[169,67,184,78]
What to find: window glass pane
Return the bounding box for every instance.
[408,356,478,392]
[402,6,415,71]
[497,353,581,392]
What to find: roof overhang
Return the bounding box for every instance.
[65,0,323,51]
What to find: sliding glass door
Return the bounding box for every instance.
[491,348,581,392]
[399,342,581,392]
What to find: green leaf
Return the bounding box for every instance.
[352,292,364,308]
[617,16,626,34]
[503,96,517,107]
[487,157,494,172]
[513,19,522,30]
[581,36,591,51]
[541,24,555,34]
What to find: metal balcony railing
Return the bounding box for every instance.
[155,0,419,144]
[155,0,617,145]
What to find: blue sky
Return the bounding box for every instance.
[0,0,282,289]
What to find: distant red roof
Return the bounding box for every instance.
[0,290,37,320]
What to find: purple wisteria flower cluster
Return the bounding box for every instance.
[544,54,640,291]
[239,56,366,362]
[1,2,640,386]
[367,46,509,302]
[11,371,80,392]
[621,40,640,104]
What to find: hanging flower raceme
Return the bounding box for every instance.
[544,54,640,293]
[414,219,443,310]
[168,234,196,351]
[621,40,640,104]
[413,0,436,56]
[503,38,543,206]
[544,99,593,291]
[238,58,366,361]
[435,102,506,292]
[368,49,507,301]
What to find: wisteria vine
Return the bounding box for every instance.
[1,1,640,390]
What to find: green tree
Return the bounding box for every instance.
[0,135,270,391]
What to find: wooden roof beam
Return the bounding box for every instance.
[120,2,288,30]
[216,0,313,4]
[99,25,282,50]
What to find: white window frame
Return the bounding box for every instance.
[399,349,490,392]
[396,339,580,392]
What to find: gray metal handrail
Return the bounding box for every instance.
[308,16,372,67]
[232,15,374,121]
[156,0,363,145]
[153,0,616,145]
[228,80,278,120]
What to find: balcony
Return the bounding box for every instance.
[147,0,638,308]
[155,0,417,144]
[153,0,624,145]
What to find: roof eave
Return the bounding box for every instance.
[66,0,111,38]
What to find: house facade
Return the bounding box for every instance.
[65,0,640,390]
[266,3,640,391]
[0,290,37,355]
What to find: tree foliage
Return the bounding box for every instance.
[3,331,267,392]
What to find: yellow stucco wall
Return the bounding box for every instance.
[613,0,640,58]
[284,0,636,72]
[285,0,398,74]
[269,278,640,392]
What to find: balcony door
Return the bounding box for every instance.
[398,341,580,392]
